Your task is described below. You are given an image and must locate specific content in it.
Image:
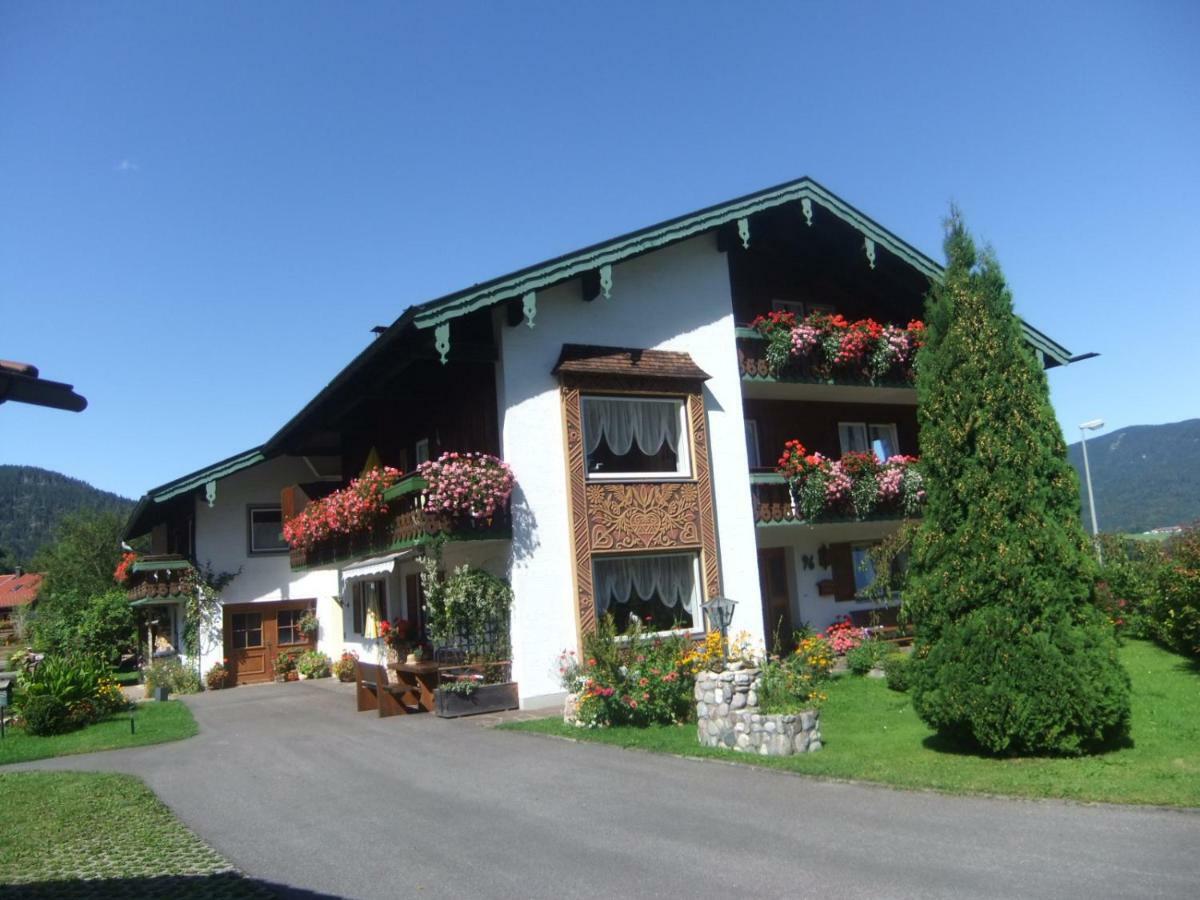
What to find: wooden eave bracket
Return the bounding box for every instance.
[736,217,750,249]
[863,236,877,270]
[522,291,537,328]
[435,323,451,365]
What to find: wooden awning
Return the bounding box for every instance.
[552,344,710,382]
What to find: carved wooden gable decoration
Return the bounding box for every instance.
[555,345,722,637]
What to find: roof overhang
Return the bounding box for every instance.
[123,447,269,540]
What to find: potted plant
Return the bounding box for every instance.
[273,651,297,683]
[332,650,358,682]
[298,609,319,638]
[296,650,332,679]
[205,660,229,690]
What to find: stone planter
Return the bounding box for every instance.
[434,682,519,718]
[695,669,821,756]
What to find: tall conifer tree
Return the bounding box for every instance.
[906,213,1129,755]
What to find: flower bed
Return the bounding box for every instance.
[559,618,693,728]
[750,310,924,382]
[776,441,924,521]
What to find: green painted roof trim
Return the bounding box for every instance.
[129,595,185,608]
[123,445,269,541]
[148,447,267,503]
[410,177,942,331]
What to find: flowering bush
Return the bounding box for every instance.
[680,629,725,674]
[283,467,401,551]
[775,440,925,521]
[418,452,515,521]
[113,551,138,584]
[296,650,332,679]
[758,635,834,713]
[751,310,925,382]
[825,617,867,655]
[563,616,693,727]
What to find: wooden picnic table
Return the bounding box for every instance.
[386,661,440,713]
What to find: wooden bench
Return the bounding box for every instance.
[354,661,422,717]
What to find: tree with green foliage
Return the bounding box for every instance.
[905,213,1130,756]
[26,510,137,664]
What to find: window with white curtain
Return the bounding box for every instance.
[838,421,900,462]
[592,552,700,634]
[582,396,690,478]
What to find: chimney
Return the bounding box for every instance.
[14,565,24,577]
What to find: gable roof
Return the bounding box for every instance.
[0,572,44,609]
[123,446,267,540]
[262,175,1073,457]
[134,176,1080,537]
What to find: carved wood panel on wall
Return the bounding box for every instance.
[561,377,723,643]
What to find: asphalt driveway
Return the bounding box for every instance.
[10,681,1199,899]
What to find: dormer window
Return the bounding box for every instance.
[581,396,690,479]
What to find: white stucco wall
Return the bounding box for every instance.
[756,520,903,633]
[191,456,340,676]
[496,234,760,704]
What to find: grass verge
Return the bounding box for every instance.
[0,700,197,766]
[503,640,1200,807]
[0,772,273,897]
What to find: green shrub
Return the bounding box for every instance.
[904,215,1130,755]
[20,694,73,736]
[912,606,1130,755]
[882,653,912,692]
[1147,527,1200,658]
[143,659,202,696]
[296,651,331,679]
[845,639,887,675]
[18,655,109,710]
[758,651,829,714]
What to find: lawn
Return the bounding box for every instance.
[504,639,1200,807]
[0,772,274,898]
[0,700,197,766]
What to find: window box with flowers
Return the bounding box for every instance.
[759,440,925,524]
[284,454,515,569]
[742,310,925,385]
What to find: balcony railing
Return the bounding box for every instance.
[750,472,917,526]
[736,329,916,390]
[124,555,197,606]
[288,473,512,570]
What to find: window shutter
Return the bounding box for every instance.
[829,543,856,601]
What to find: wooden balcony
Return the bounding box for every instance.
[288,473,512,570]
[736,329,917,404]
[750,472,915,527]
[124,555,196,606]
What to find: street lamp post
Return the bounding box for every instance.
[1078,418,1104,564]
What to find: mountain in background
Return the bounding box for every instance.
[1067,419,1200,535]
[0,465,134,567]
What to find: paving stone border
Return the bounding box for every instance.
[695,667,821,755]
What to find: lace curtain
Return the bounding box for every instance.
[594,554,698,615]
[583,398,681,456]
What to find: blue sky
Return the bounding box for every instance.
[2,1,1197,500]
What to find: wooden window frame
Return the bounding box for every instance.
[581,394,692,482]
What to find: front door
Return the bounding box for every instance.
[758,548,793,654]
[224,602,316,684]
